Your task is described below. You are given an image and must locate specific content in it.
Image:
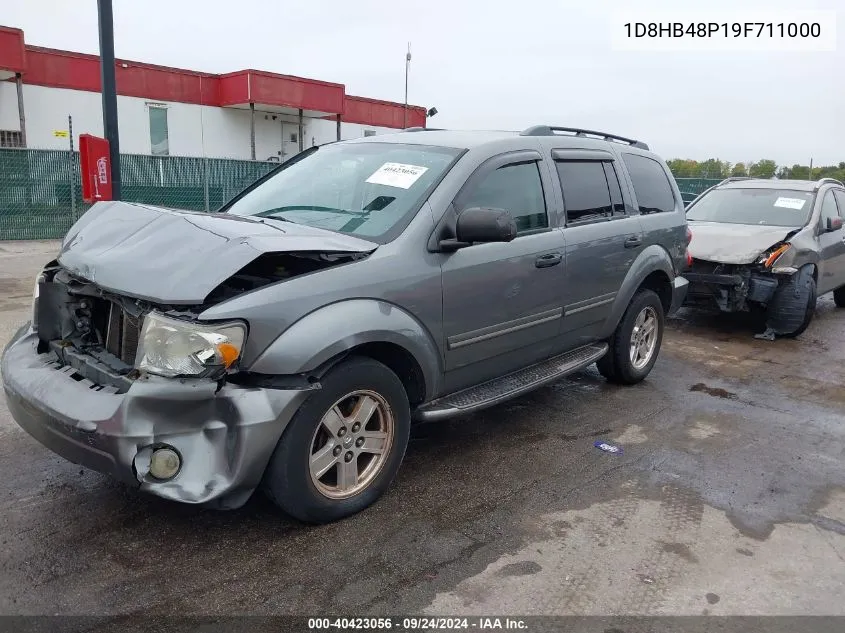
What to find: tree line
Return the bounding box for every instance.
[667,158,845,182]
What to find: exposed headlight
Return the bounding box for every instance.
[758,243,791,268]
[135,312,246,378]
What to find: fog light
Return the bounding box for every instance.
[148,447,181,480]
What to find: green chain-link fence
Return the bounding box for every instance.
[0,148,277,240]
[0,149,724,241]
[675,177,722,205]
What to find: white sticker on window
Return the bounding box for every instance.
[366,162,428,189]
[774,197,807,210]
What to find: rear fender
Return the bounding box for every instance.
[600,245,675,339]
[246,299,442,400]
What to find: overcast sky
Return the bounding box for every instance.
[5,0,844,165]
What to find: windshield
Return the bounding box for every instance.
[687,188,815,227]
[225,142,461,241]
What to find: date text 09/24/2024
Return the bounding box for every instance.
[307,617,528,630]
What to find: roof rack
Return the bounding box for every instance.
[816,177,844,188]
[402,127,445,132]
[717,177,753,185]
[520,125,649,150]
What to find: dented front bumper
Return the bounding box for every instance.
[1,325,310,509]
[684,268,782,312]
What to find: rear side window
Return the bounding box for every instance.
[460,161,548,233]
[622,154,675,214]
[556,161,613,223]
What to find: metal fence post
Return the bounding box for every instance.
[68,115,77,221]
[204,157,210,211]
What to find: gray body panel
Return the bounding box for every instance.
[2,128,689,509]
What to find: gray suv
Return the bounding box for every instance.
[2,126,689,523]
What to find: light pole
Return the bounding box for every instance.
[97,0,121,199]
[403,43,411,129]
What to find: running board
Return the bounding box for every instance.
[414,343,608,422]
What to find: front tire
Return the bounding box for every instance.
[766,266,816,338]
[833,285,845,308]
[597,289,665,385]
[263,357,411,523]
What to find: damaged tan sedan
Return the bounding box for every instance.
[684,177,845,339]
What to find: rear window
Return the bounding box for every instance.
[686,188,815,227]
[622,154,675,214]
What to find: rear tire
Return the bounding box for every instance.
[263,357,410,524]
[834,286,845,308]
[597,289,665,385]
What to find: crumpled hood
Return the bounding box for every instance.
[688,221,797,265]
[58,201,378,304]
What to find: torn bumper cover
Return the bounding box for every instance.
[2,326,310,509]
[684,267,781,312]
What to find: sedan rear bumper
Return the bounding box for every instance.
[2,326,311,509]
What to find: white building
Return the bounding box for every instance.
[0,25,429,161]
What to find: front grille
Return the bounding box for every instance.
[104,302,142,366]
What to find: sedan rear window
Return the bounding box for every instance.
[687,188,815,227]
[225,142,461,242]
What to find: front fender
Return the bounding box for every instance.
[600,245,675,339]
[247,299,442,400]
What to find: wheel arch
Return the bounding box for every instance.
[247,299,442,403]
[600,245,675,339]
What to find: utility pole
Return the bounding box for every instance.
[403,43,411,129]
[97,0,121,199]
[808,158,813,180]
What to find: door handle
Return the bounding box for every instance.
[535,253,562,268]
[624,235,643,248]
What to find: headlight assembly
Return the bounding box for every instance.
[135,312,246,378]
[759,243,791,268]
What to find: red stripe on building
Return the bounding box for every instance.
[343,95,426,128]
[0,26,26,75]
[0,26,424,128]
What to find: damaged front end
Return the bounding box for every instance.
[2,201,378,508]
[684,242,793,313]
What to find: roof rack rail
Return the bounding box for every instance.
[402,127,444,132]
[717,177,753,185]
[816,177,844,187]
[520,125,649,150]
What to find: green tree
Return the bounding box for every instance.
[749,159,777,179]
[731,162,748,177]
[667,159,700,178]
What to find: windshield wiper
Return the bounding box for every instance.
[256,205,365,218]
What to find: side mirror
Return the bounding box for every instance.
[455,207,517,244]
[827,216,843,232]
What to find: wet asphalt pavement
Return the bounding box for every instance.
[1,240,844,619]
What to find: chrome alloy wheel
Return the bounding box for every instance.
[309,390,395,499]
[629,306,659,370]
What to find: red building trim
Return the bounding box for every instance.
[218,70,344,114]
[0,26,26,74]
[0,27,423,128]
[343,95,427,129]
